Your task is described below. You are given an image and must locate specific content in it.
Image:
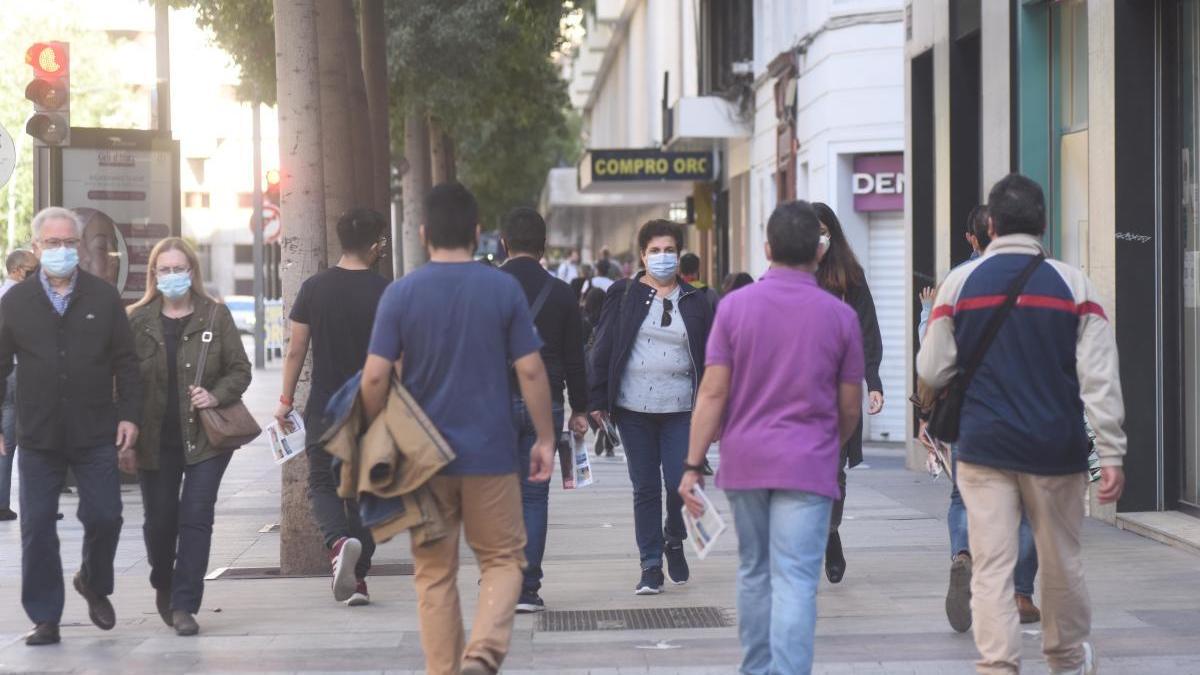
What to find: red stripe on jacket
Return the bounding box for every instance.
[931,295,1108,321]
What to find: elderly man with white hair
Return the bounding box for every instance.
[0,207,142,646]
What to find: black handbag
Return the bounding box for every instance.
[927,254,1044,442]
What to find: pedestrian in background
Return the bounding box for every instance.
[679,252,719,312]
[557,248,581,283]
[0,249,38,522]
[680,200,863,674]
[361,182,556,675]
[589,219,714,595]
[721,272,754,295]
[499,207,590,614]
[127,238,251,636]
[918,174,1127,675]
[591,259,615,292]
[275,208,390,608]
[0,207,142,646]
[812,202,884,584]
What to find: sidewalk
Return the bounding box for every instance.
[2,361,1200,673]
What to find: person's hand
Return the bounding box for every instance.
[189,386,218,410]
[528,437,554,482]
[1097,466,1125,504]
[917,421,935,452]
[115,421,139,452]
[569,412,589,437]
[274,402,295,432]
[679,469,705,518]
[920,286,936,305]
[118,447,138,474]
[868,391,884,415]
[589,410,609,428]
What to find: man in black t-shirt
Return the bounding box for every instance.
[275,208,389,607]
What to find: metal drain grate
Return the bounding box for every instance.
[206,561,414,580]
[537,607,732,632]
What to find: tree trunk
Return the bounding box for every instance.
[441,132,456,182]
[428,117,457,184]
[273,0,328,576]
[360,0,393,277]
[340,0,374,210]
[316,0,354,263]
[401,107,431,275]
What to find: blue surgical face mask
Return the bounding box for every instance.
[646,252,679,282]
[40,246,79,278]
[156,271,192,299]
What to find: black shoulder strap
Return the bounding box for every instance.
[528,276,554,321]
[959,253,1045,387]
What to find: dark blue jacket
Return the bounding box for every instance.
[588,274,714,413]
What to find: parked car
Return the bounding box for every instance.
[224,295,256,335]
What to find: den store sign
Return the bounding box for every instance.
[579,148,714,189]
[853,154,905,212]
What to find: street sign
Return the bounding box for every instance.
[250,203,282,244]
[0,124,15,189]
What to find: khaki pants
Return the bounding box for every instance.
[956,461,1091,674]
[410,474,526,675]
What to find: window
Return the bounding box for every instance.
[234,279,254,295]
[184,192,210,209]
[237,192,253,209]
[234,244,254,264]
[702,0,753,95]
[186,157,206,185]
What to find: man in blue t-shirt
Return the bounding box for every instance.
[361,182,555,675]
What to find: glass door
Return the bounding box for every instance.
[1179,0,1200,507]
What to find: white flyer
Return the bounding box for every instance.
[267,411,307,465]
[559,432,595,489]
[682,485,726,560]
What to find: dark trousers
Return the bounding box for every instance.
[829,419,862,533]
[514,399,564,595]
[139,445,232,614]
[613,408,690,570]
[19,444,123,625]
[306,442,374,578]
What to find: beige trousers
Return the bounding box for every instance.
[956,461,1091,674]
[410,474,526,675]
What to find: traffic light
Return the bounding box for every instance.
[265,168,280,205]
[25,42,70,146]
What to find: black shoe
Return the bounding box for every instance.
[156,589,173,627]
[664,543,689,585]
[172,610,199,636]
[56,513,64,520]
[73,571,116,630]
[25,623,60,646]
[635,567,664,595]
[515,591,545,614]
[825,531,846,584]
[945,553,973,633]
[0,507,16,521]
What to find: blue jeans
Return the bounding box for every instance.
[612,408,690,569]
[949,454,1038,596]
[0,371,16,510]
[19,444,123,624]
[515,399,564,595]
[727,489,832,675]
[139,445,233,614]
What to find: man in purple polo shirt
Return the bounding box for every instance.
[680,200,863,674]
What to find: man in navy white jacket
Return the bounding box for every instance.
[917,174,1126,675]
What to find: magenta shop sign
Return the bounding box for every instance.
[852,154,905,212]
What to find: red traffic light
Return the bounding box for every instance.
[26,42,69,79]
[265,169,280,186]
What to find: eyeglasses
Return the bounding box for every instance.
[40,238,80,250]
[661,298,673,327]
[155,266,191,276]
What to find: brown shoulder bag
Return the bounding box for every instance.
[194,304,261,451]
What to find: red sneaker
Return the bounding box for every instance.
[329,537,362,602]
[346,579,370,607]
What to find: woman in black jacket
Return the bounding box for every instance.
[812,202,883,585]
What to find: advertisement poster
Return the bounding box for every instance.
[59,131,177,302]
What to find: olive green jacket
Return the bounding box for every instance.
[129,293,252,470]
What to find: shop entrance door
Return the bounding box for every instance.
[1178,0,1200,508]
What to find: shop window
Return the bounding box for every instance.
[184,192,210,209]
[234,244,254,264]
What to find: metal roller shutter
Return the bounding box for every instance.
[866,212,906,442]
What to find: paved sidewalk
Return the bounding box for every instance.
[2,360,1200,673]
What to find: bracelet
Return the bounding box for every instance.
[683,462,706,474]
[279,395,293,406]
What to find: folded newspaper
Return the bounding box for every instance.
[267,411,306,465]
[681,485,726,560]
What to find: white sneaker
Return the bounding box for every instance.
[1051,642,1096,675]
[330,537,362,602]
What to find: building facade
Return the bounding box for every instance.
[905,0,1200,527]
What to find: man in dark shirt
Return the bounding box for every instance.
[275,208,389,607]
[498,207,589,613]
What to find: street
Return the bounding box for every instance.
[1,362,1198,674]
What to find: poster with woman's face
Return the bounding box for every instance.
[73,207,126,289]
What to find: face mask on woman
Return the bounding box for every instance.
[40,246,79,278]
[156,271,192,300]
[646,252,679,282]
[819,234,831,254]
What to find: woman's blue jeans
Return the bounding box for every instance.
[612,408,690,570]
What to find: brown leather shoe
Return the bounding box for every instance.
[1016,593,1041,624]
[25,623,60,646]
[73,571,115,630]
[156,589,173,627]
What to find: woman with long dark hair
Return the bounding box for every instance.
[811,202,883,585]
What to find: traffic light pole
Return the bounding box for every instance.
[155,2,171,136]
[251,101,266,370]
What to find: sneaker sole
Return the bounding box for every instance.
[515,603,545,613]
[946,559,972,634]
[332,539,362,602]
[345,593,370,607]
[634,586,663,595]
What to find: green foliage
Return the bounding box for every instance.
[163,0,276,104]
[0,3,145,252]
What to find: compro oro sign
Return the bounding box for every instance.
[852,154,904,212]
[579,149,714,191]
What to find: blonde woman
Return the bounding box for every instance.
[126,238,251,636]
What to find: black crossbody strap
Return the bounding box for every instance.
[529,276,554,321]
[959,253,1045,387]
[193,304,219,388]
